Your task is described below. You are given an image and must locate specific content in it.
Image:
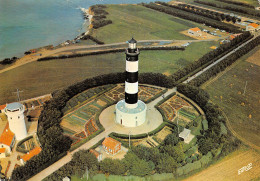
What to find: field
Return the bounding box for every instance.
[184,148,260,181]
[0,39,218,105]
[90,4,207,43]
[204,46,260,148]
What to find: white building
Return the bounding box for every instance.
[4,102,27,140]
[188,27,202,37]
[179,128,191,143]
[246,23,260,32]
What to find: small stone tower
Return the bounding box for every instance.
[4,102,27,140]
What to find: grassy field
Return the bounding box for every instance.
[204,46,260,147]
[238,0,260,7]
[183,147,260,181]
[0,40,218,104]
[90,4,210,43]
[184,0,260,7]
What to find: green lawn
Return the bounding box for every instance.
[0,40,218,104]
[204,46,260,147]
[90,4,208,43]
[139,41,219,74]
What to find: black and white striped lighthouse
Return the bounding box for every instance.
[115,37,147,127]
[125,38,139,109]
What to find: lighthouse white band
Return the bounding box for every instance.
[125,102,138,109]
[126,61,138,72]
[129,43,136,49]
[125,82,138,94]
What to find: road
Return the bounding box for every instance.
[183,33,259,83]
[29,33,259,180]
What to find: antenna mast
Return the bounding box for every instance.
[12,88,23,102]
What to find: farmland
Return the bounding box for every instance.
[184,148,260,181]
[204,46,260,147]
[90,4,207,43]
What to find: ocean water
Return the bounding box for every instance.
[0,0,168,60]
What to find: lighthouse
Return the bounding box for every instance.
[125,37,139,109]
[115,38,147,127]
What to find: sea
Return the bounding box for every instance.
[0,0,168,60]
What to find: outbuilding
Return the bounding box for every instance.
[89,149,102,162]
[179,128,191,143]
[246,23,260,32]
[188,27,202,37]
[102,137,121,155]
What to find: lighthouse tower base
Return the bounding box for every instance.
[115,100,147,127]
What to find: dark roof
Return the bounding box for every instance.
[128,37,137,43]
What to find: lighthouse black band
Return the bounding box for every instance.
[126,54,138,61]
[125,93,138,104]
[128,48,137,53]
[126,71,138,83]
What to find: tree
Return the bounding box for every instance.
[132,145,153,161]
[156,154,177,173]
[71,150,98,176]
[100,158,127,175]
[231,17,237,24]
[122,151,140,170]
[164,133,179,146]
[130,159,153,176]
[162,143,185,163]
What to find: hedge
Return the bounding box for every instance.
[37,46,184,61]
[109,122,177,140]
[144,88,168,104]
[155,92,176,107]
[69,128,104,152]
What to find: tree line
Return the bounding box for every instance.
[80,34,105,44]
[188,35,260,87]
[156,1,240,23]
[216,0,255,9]
[90,5,112,29]
[37,46,184,61]
[195,0,260,18]
[141,2,241,33]
[169,32,252,86]
[0,57,18,65]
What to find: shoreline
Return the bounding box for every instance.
[57,7,93,47]
[1,7,93,62]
